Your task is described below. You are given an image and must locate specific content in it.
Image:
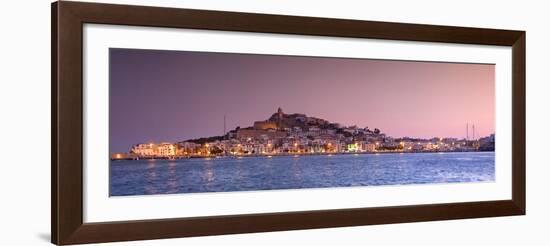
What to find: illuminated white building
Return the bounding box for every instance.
[131,142,176,157]
[131,143,155,156]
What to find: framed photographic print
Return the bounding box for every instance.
[52,1,525,245]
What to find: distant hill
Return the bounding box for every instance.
[182,107,379,143]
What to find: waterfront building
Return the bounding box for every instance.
[131,143,155,156]
[361,142,377,152]
[347,143,360,152]
[131,142,176,157]
[177,142,200,155]
[412,143,424,151]
[155,143,176,157]
[401,141,415,151]
[479,134,495,151]
[424,142,439,151]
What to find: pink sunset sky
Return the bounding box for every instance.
[110,49,494,152]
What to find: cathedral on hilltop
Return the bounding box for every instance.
[253,107,285,130]
[252,107,330,132]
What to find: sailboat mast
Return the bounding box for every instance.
[466,123,469,140]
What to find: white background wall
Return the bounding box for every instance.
[1,0,548,245]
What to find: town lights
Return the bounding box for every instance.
[123,109,489,161]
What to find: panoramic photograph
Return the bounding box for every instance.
[109,48,495,197]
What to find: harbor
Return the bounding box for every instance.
[110,151,495,196]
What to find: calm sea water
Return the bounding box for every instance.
[109,152,494,196]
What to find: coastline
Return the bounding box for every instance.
[110,149,495,161]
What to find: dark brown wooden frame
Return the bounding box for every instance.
[52,1,525,245]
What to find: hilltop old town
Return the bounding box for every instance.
[111,108,495,160]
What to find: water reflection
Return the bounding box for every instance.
[167,161,178,193]
[110,152,495,196]
[291,157,303,183]
[202,160,215,191]
[145,162,158,194]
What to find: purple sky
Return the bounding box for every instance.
[110,48,494,153]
